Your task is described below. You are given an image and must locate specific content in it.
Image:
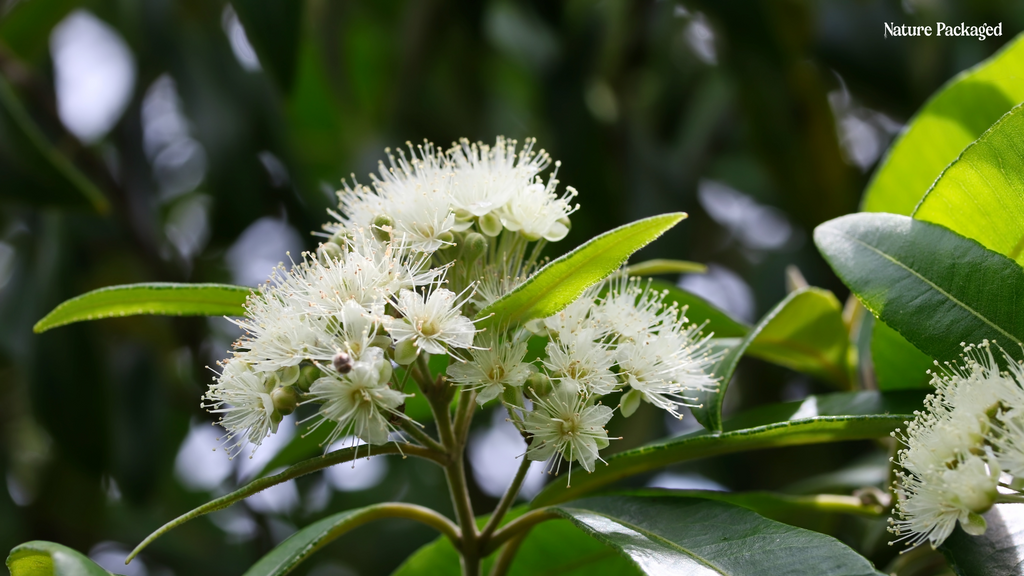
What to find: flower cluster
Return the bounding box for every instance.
[889,341,1024,550]
[203,137,718,482]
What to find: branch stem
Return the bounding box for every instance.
[399,419,446,454]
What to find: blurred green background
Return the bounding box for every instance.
[0,1,1022,574]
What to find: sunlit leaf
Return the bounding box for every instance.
[6,541,111,576]
[33,283,252,333]
[477,213,686,327]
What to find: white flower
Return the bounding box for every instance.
[448,137,551,220]
[993,411,1024,478]
[616,327,719,419]
[524,384,613,476]
[388,286,478,355]
[446,331,534,404]
[890,454,998,549]
[542,286,600,338]
[593,275,674,341]
[234,284,335,372]
[304,348,407,447]
[542,328,618,396]
[202,360,277,458]
[498,166,578,242]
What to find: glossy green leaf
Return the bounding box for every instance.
[862,33,1024,215]
[941,503,1024,576]
[549,495,883,575]
[245,503,457,576]
[6,541,112,576]
[624,259,707,276]
[531,390,924,507]
[33,283,252,333]
[913,104,1024,266]
[870,319,934,391]
[0,77,108,212]
[648,279,749,339]
[127,443,440,563]
[477,213,686,327]
[692,287,850,431]
[814,213,1024,364]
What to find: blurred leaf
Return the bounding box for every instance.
[814,213,1024,363]
[647,279,749,339]
[477,213,686,327]
[0,77,108,212]
[531,390,924,508]
[127,442,436,563]
[913,104,1024,266]
[624,259,707,276]
[231,0,303,92]
[692,287,851,431]
[244,503,456,576]
[871,319,933,391]
[0,0,80,61]
[863,33,1024,215]
[33,283,251,333]
[941,503,1024,576]
[6,541,111,576]
[547,495,883,575]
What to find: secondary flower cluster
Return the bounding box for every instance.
[889,341,1024,550]
[202,137,717,481]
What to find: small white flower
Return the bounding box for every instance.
[890,454,998,549]
[498,167,578,242]
[524,384,613,475]
[448,137,551,220]
[234,285,334,372]
[304,348,407,447]
[446,331,534,404]
[593,275,674,341]
[616,327,719,419]
[542,328,618,396]
[202,360,277,458]
[542,286,599,338]
[993,410,1024,478]
[388,285,478,355]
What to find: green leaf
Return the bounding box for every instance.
[619,489,882,522]
[624,259,707,276]
[127,443,439,563]
[477,213,686,327]
[814,213,1024,364]
[941,504,1024,576]
[0,77,108,212]
[549,495,883,575]
[862,33,1024,215]
[33,283,252,333]
[913,104,1024,266]
[531,390,924,508]
[647,279,749,339]
[692,287,851,431]
[870,319,934,391]
[245,503,457,576]
[6,541,112,576]
[232,0,303,92]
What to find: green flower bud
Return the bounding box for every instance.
[279,365,301,386]
[369,334,393,350]
[479,212,503,237]
[438,230,455,248]
[394,339,420,365]
[619,388,642,418]
[271,386,299,416]
[462,232,487,262]
[295,364,319,392]
[372,214,394,242]
[525,372,552,399]
[269,408,283,433]
[317,242,344,264]
[329,231,352,247]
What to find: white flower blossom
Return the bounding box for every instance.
[446,331,534,404]
[524,384,613,475]
[388,285,478,355]
[202,360,277,458]
[542,328,618,396]
[448,137,551,221]
[498,169,578,242]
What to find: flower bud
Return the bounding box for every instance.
[619,388,642,418]
[372,214,394,242]
[295,364,319,392]
[317,242,344,264]
[333,351,353,374]
[525,372,552,399]
[438,230,455,248]
[502,386,523,407]
[369,334,393,350]
[329,231,352,247]
[279,365,301,386]
[479,212,503,237]
[462,232,487,262]
[271,385,299,416]
[394,339,420,365]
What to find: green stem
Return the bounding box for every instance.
[127,442,443,563]
[482,509,558,556]
[399,419,447,455]
[479,454,532,544]
[454,388,478,440]
[487,531,529,576]
[996,494,1024,504]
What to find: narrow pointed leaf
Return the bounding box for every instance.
[692,287,850,431]
[625,259,707,276]
[531,390,924,507]
[913,104,1024,266]
[549,496,883,575]
[245,503,458,576]
[862,33,1024,215]
[477,213,686,327]
[941,503,1024,576]
[814,213,1024,363]
[33,283,253,333]
[6,541,112,576]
